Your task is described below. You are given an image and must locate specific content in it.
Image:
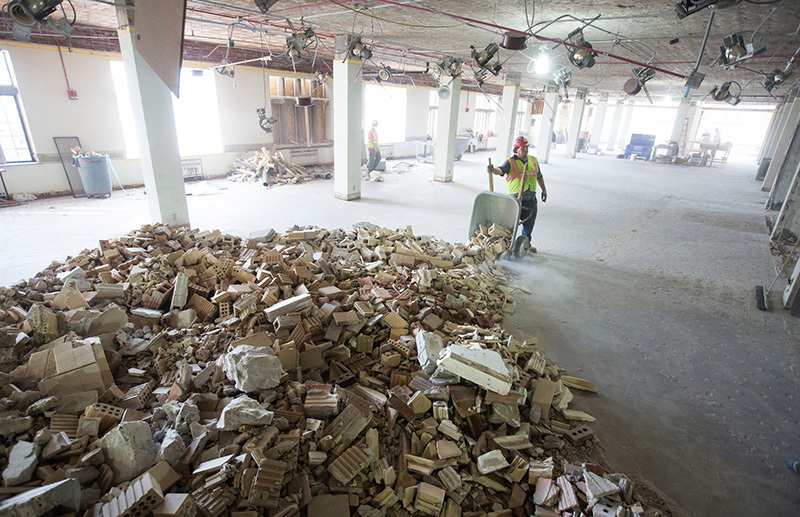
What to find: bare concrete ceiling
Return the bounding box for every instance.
[5,0,800,101]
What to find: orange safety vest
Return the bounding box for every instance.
[506,155,539,195]
[367,128,379,149]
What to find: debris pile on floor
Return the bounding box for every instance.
[229,148,332,186]
[0,222,664,517]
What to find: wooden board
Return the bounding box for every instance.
[53,136,85,198]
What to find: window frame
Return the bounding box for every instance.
[0,51,36,165]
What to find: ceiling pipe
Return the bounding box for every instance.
[370,0,689,79]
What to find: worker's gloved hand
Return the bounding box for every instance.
[486,165,495,174]
[541,191,548,202]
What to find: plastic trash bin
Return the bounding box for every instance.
[73,155,112,198]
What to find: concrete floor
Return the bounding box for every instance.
[1,149,799,515]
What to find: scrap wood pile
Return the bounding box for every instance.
[0,221,665,517]
[229,148,332,185]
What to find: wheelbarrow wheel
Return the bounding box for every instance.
[513,235,530,259]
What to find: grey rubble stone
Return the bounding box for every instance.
[489,402,521,427]
[223,345,283,392]
[217,395,274,431]
[0,415,33,437]
[158,429,187,466]
[2,441,39,486]
[25,396,58,416]
[80,488,102,511]
[416,331,444,375]
[65,466,100,485]
[0,478,81,517]
[97,421,157,484]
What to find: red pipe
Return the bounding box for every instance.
[370,0,688,79]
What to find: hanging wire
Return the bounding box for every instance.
[750,0,785,43]
[327,0,460,29]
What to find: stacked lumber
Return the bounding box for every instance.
[0,222,662,517]
[228,148,332,186]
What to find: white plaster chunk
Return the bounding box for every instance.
[97,421,157,484]
[476,449,510,475]
[2,441,39,486]
[217,395,274,431]
[583,469,621,500]
[416,331,444,375]
[223,344,284,392]
[437,344,512,395]
[0,478,81,517]
[158,429,186,466]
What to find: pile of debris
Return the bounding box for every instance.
[229,148,332,186]
[0,222,665,517]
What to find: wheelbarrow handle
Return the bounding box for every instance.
[488,158,494,192]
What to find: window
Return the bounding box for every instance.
[427,90,439,139]
[474,94,498,137]
[515,99,529,136]
[364,84,407,144]
[110,61,224,158]
[0,51,34,163]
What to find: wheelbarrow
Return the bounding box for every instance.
[468,159,534,259]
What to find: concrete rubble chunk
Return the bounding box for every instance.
[97,421,158,484]
[2,441,39,486]
[0,415,34,437]
[0,478,81,517]
[218,395,275,431]
[477,450,510,474]
[437,344,512,395]
[416,330,444,375]
[25,395,58,416]
[223,344,284,392]
[584,469,621,500]
[158,429,187,466]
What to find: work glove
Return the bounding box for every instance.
[486,165,495,174]
[541,191,548,202]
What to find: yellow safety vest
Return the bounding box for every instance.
[506,156,539,195]
[367,129,379,150]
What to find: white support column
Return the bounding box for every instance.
[536,88,560,164]
[433,74,462,182]
[566,89,587,158]
[606,100,624,152]
[670,97,691,144]
[767,123,800,211]
[589,94,608,147]
[763,99,793,164]
[619,101,635,150]
[762,93,800,192]
[757,102,783,165]
[117,27,189,226]
[495,74,521,164]
[333,35,363,200]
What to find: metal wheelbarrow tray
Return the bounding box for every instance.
[468,191,521,258]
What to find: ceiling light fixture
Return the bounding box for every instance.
[553,66,572,99]
[709,81,741,105]
[762,68,791,94]
[347,37,372,62]
[256,108,277,133]
[675,0,741,19]
[471,42,502,76]
[286,27,316,65]
[253,0,280,14]
[623,67,656,103]
[375,64,393,84]
[565,28,597,70]
[719,32,765,70]
[5,0,62,26]
[500,31,527,51]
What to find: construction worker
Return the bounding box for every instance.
[488,135,548,242]
[367,120,381,173]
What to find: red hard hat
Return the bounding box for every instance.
[513,136,529,149]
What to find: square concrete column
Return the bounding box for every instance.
[333,35,363,200]
[536,88,560,163]
[589,94,608,147]
[433,75,462,182]
[771,161,800,243]
[670,97,691,145]
[606,101,624,152]
[762,97,793,166]
[117,28,189,226]
[766,122,800,210]
[757,100,786,165]
[495,74,521,164]
[566,89,587,158]
[619,101,635,149]
[762,93,800,192]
